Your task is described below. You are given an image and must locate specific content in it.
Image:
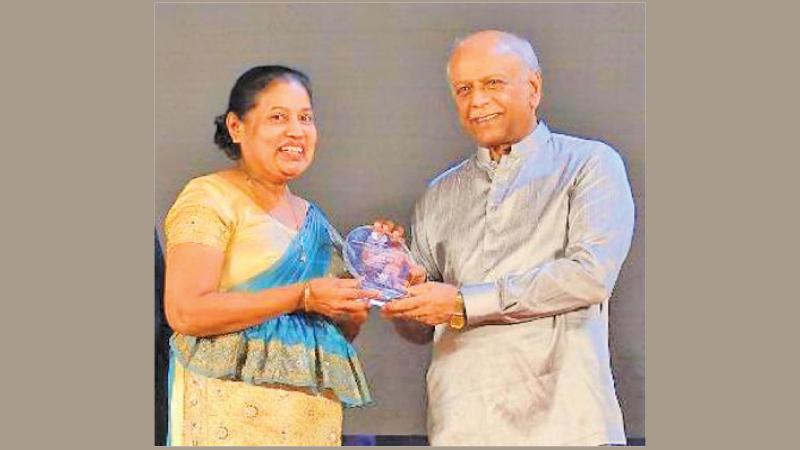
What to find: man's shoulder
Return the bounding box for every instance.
[550,130,620,162]
[549,130,628,181]
[426,157,473,190]
[413,156,473,211]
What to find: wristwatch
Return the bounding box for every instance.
[449,290,466,330]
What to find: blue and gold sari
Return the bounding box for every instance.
[164,175,372,446]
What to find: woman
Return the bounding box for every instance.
[163,65,383,446]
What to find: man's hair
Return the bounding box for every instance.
[447,30,541,78]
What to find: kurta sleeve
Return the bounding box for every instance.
[462,146,635,326]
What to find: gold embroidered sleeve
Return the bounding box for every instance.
[164,180,232,252]
[165,204,230,251]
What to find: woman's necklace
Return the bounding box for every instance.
[242,170,307,264]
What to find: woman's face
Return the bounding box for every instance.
[228,79,318,183]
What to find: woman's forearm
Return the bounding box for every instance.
[166,283,304,337]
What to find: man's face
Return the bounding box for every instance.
[448,43,541,149]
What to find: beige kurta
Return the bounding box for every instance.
[409,122,635,445]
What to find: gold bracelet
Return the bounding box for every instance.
[302,282,312,312]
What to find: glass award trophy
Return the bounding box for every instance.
[343,225,412,307]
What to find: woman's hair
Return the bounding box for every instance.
[213,65,313,160]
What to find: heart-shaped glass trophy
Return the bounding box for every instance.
[343,225,412,307]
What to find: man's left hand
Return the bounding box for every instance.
[380,282,459,326]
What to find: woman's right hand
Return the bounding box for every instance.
[303,277,376,320]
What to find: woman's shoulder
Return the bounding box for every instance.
[178,172,240,202]
[184,171,231,191]
[166,172,242,221]
[163,172,237,250]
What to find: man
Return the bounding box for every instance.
[381,30,635,445]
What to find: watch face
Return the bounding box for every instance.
[450,315,465,329]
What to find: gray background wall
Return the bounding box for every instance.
[155,3,644,438]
